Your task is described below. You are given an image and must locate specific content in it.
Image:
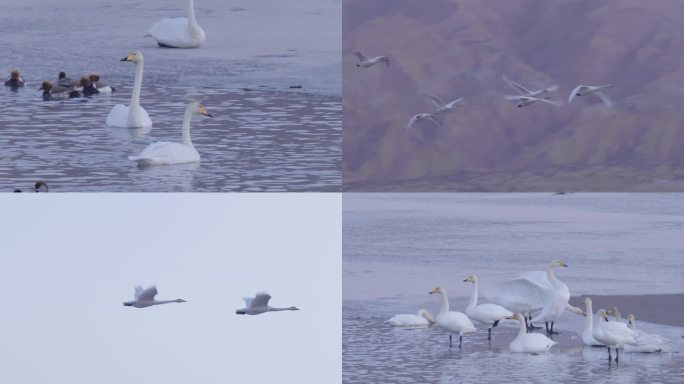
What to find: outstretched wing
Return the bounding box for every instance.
[503,75,532,95]
[406,115,419,130]
[538,98,562,107]
[355,51,368,61]
[420,92,444,108]
[594,90,613,108]
[568,85,582,104]
[381,56,390,67]
[138,285,158,301]
[425,114,442,127]
[134,285,144,299]
[504,94,526,101]
[249,292,272,308]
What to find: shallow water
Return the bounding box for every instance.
[343,193,684,383]
[0,0,341,191]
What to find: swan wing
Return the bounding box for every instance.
[503,75,532,95]
[568,85,582,104]
[106,104,130,127]
[486,276,550,313]
[426,114,442,127]
[594,90,613,108]
[420,92,444,108]
[138,285,158,301]
[538,98,562,107]
[130,142,199,165]
[504,94,527,101]
[242,297,253,307]
[406,115,418,130]
[249,292,271,308]
[134,285,144,299]
[149,17,194,47]
[354,51,368,61]
[387,314,427,326]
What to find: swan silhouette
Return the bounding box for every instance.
[236,292,299,315]
[123,285,186,308]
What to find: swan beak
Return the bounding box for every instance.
[505,315,515,320]
[561,262,568,267]
[199,106,213,118]
[120,57,129,61]
[462,278,468,282]
[428,288,438,295]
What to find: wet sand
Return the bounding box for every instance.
[570,294,684,328]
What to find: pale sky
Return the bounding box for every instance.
[0,194,341,383]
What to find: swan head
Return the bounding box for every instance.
[607,306,621,317]
[418,309,436,323]
[583,296,593,307]
[462,275,477,283]
[627,314,635,327]
[10,69,20,80]
[123,300,136,306]
[597,309,608,321]
[429,286,444,295]
[190,102,213,118]
[550,259,568,269]
[34,181,48,192]
[38,81,53,92]
[121,51,143,63]
[175,299,187,303]
[288,306,299,311]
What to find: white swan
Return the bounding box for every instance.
[624,314,672,353]
[407,113,441,130]
[429,286,476,349]
[148,0,206,48]
[355,51,389,68]
[123,285,186,308]
[106,51,152,128]
[463,275,512,340]
[568,84,614,107]
[13,181,49,193]
[505,94,562,108]
[128,101,211,166]
[387,309,436,327]
[582,297,604,346]
[502,75,558,99]
[592,309,637,362]
[421,93,464,114]
[507,313,557,353]
[528,260,584,334]
[235,292,299,315]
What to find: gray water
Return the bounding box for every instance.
[343,193,684,383]
[0,0,341,191]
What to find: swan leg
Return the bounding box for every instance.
[449,334,452,348]
[487,327,492,341]
[607,347,612,362]
[492,320,500,328]
[615,348,619,363]
[459,335,463,349]
[548,322,560,335]
[527,315,542,331]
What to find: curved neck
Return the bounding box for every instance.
[182,105,194,147]
[466,281,478,311]
[516,316,527,338]
[585,301,593,330]
[130,60,144,109]
[187,0,198,27]
[439,290,449,315]
[546,266,561,288]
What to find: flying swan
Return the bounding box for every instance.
[407,113,441,130]
[106,51,152,128]
[355,51,389,68]
[421,93,464,115]
[123,285,186,308]
[129,101,211,166]
[148,0,206,48]
[236,292,299,315]
[429,286,476,349]
[568,84,614,108]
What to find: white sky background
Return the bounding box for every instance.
[0,194,341,383]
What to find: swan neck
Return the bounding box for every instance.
[182,105,194,147]
[130,60,144,110]
[154,299,177,305]
[585,301,593,329]
[467,281,478,311]
[187,0,198,27]
[517,316,527,337]
[439,290,449,314]
[547,266,561,287]
[269,307,294,312]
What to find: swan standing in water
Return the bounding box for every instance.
[582,297,604,346]
[106,51,152,128]
[148,0,206,48]
[624,314,672,353]
[592,309,636,362]
[123,285,186,308]
[387,309,436,327]
[429,286,476,349]
[355,51,389,68]
[235,292,299,315]
[507,313,557,353]
[568,84,614,107]
[421,93,464,115]
[129,101,211,166]
[527,260,584,334]
[462,275,512,340]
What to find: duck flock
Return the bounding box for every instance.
[353,50,615,130]
[387,260,672,363]
[124,285,299,316]
[3,0,215,174]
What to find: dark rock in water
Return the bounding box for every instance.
[553,191,566,195]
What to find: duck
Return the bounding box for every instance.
[387,309,436,327]
[463,275,512,340]
[429,286,476,349]
[355,51,389,68]
[147,0,206,48]
[89,73,115,93]
[123,285,186,308]
[79,76,99,97]
[129,101,211,166]
[57,71,79,88]
[38,81,80,100]
[106,51,152,128]
[507,313,557,353]
[235,292,299,315]
[4,69,25,87]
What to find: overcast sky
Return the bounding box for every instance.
[0,194,341,383]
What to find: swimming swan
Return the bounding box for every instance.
[463,275,512,340]
[624,314,672,353]
[235,292,299,315]
[429,286,476,349]
[106,51,152,128]
[507,313,557,353]
[387,309,436,327]
[129,101,211,166]
[148,0,206,48]
[355,51,389,68]
[592,309,637,362]
[582,297,604,346]
[123,285,186,308]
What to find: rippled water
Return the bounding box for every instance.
[0,0,341,191]
[343,193,684,383]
